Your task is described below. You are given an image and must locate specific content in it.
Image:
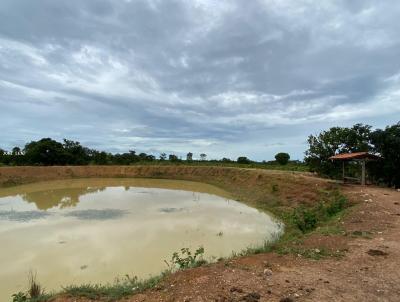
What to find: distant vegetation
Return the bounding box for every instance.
[0,138,305,171]
[1,121,398,187]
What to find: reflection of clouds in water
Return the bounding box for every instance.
[158,207,186,213]
[0,210,51,222]
[64,209,128,220]
[192,192,200,202]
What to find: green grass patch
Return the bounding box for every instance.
[62,273,166,301]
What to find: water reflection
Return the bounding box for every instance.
[0,210,51,222]
[20,187,106,210]
[64,209,128,220]
[0,178,282,301]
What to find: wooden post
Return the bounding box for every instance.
[342,161,345,182]
[361,159,366,186]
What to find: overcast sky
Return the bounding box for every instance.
[0,1,399,160]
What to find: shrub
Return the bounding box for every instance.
[237,156,251,164]
[171,247,205,269]
[325,194,347,216]
[292,207,317,233]
[275,153,290,165]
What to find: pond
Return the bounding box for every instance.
[0,178,282,300]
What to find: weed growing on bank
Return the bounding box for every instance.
[62,273,167,300]
[12,272,50,302]
[169,246,206,269]
[290,190,348,234]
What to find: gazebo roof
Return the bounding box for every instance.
[329,151,380,161]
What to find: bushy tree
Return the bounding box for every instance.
[237,156,251,164]
[275,152,290,165]
[186,152,193,161]
[305,124,372,176]
[370,122,400,188]
[0,148,5,163]
[12,147,22,155]
[200,153,207,161]
[63,139,89,165]
[169,154,179,162]
[159,153,167,161]
[24,138,67,165]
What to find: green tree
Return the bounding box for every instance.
[370,122,400,188]
[275,152,290,165]
[63,139,88,165]
[138,152,148,161]
[186,152,193,162]
[169,154,179,162]
[24,138,67,165]
[159,153,167,161]
[12,147,22,155]
[0,148,5,164]
[200,153,207,161]
[305,124,372,176]
[237,156,251,164]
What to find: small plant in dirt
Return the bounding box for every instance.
[292,207,318,233]
[291,191,348,234]
[325,194,347,216]
[170,247,206,269]
[12,292,27,302]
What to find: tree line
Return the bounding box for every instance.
[0,138,293,167]
[305,122,400,188]
[3,122,396,186]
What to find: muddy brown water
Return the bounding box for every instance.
[0,178,282,300]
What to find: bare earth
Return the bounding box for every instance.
[52,185,400,302]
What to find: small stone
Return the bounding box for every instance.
[367,249,388,256]
[230,286,243,293]
[263,268,273,276]
[315,248,320,253]
[241,292,261,301]
[280,298,294,302]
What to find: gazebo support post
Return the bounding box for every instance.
[361,159,366,186]
[342,161,345,182]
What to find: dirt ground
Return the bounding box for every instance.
[53,185,400,302]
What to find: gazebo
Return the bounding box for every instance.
[329,152,381,185]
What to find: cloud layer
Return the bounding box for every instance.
[1,0,399,160]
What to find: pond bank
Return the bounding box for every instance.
[2,166,355,301]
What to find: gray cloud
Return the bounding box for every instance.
[1,0,399,160]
